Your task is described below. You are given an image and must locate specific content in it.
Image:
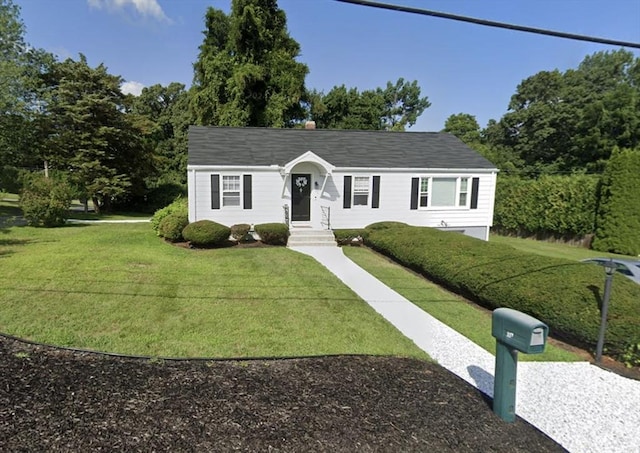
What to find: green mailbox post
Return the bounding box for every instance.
[491,308,548,422]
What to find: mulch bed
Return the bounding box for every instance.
[0,336,565,452]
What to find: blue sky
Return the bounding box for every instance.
[14,0,640,131]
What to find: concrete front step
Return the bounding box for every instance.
[288,229,337,247]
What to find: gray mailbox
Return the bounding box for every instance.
[491,308,548,423]
[492,308,548,354]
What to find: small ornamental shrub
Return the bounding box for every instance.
[364,224,640,364]
[182,220,230,247]
[20,174,74,227]
[151,198,188,235]
[158,212,189,242]
[254,223,289,245]
[230,223,251,241]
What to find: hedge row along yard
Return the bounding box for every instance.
[358,223,640,365]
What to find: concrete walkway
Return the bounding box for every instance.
[290,246,640,453]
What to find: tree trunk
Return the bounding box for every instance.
[92,197,100,215]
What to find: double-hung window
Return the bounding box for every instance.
[222,175,241,207]
[419,176,470,208]
[353,176,370,206]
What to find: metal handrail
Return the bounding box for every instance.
[320,206,331,230]
[283,204,290,226]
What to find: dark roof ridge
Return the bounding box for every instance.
[188,125,498,169]
[189,125,445,135]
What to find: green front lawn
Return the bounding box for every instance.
[342,246,582,362]
[490,234,637,261]
[0,223,426,359]
[1,193,150,221]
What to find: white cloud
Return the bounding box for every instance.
[121,80,145,96]
[88,0,172,23]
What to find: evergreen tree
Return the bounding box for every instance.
[592,147,640,256]
[42,55,154,213]
[190,0,308,127]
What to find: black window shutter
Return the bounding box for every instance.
[211,174,220,210]
[243,174,252,209]
[410,177,419,210]
[372,176,380,208]
[343,176,352,209]
[470,177,480,209]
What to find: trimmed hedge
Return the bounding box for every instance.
[230,223,251,241]
[254,223,289,245]
[592,148,640,256]
[364,225,640,362]
[151,198,188,235]
[366,221,409,231]
[182,220,230,247]
[494,175,598,238]
[158,212,189,242]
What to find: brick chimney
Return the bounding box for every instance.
[305,120,316,129]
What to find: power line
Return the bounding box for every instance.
[335,0,640,49]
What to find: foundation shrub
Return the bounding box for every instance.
[158,212,189,242]
[230,223,251,241]
[364,224,640,363]
[182,220,230,247]
[151,198,188,235]
[254,223,289,245]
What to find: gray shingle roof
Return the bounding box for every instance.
[188,126,497,169]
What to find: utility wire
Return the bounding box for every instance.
[335,0,640,49]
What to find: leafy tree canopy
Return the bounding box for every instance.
[0,0,54,186]
[307,78,430,131]
[190,0,308,127]
[131,82,190,183]
[492,49,640,174]
[442,113,481,143]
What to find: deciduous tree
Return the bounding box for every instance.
[308,78,430,131]
[495,50,640,174]
[0,0,54,188]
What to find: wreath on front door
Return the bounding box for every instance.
[295,176,308,192]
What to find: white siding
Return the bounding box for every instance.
[188,165,497,239]
[190,168,286,226]
[326,170,497,232]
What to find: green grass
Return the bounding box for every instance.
[1,193,150,221]
[342,246,582,362]
[0,194,21,218]
[490,234,637,261]
[67,211,152,221]
[0,223,427,360]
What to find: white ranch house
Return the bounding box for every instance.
[187,125,498,241]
